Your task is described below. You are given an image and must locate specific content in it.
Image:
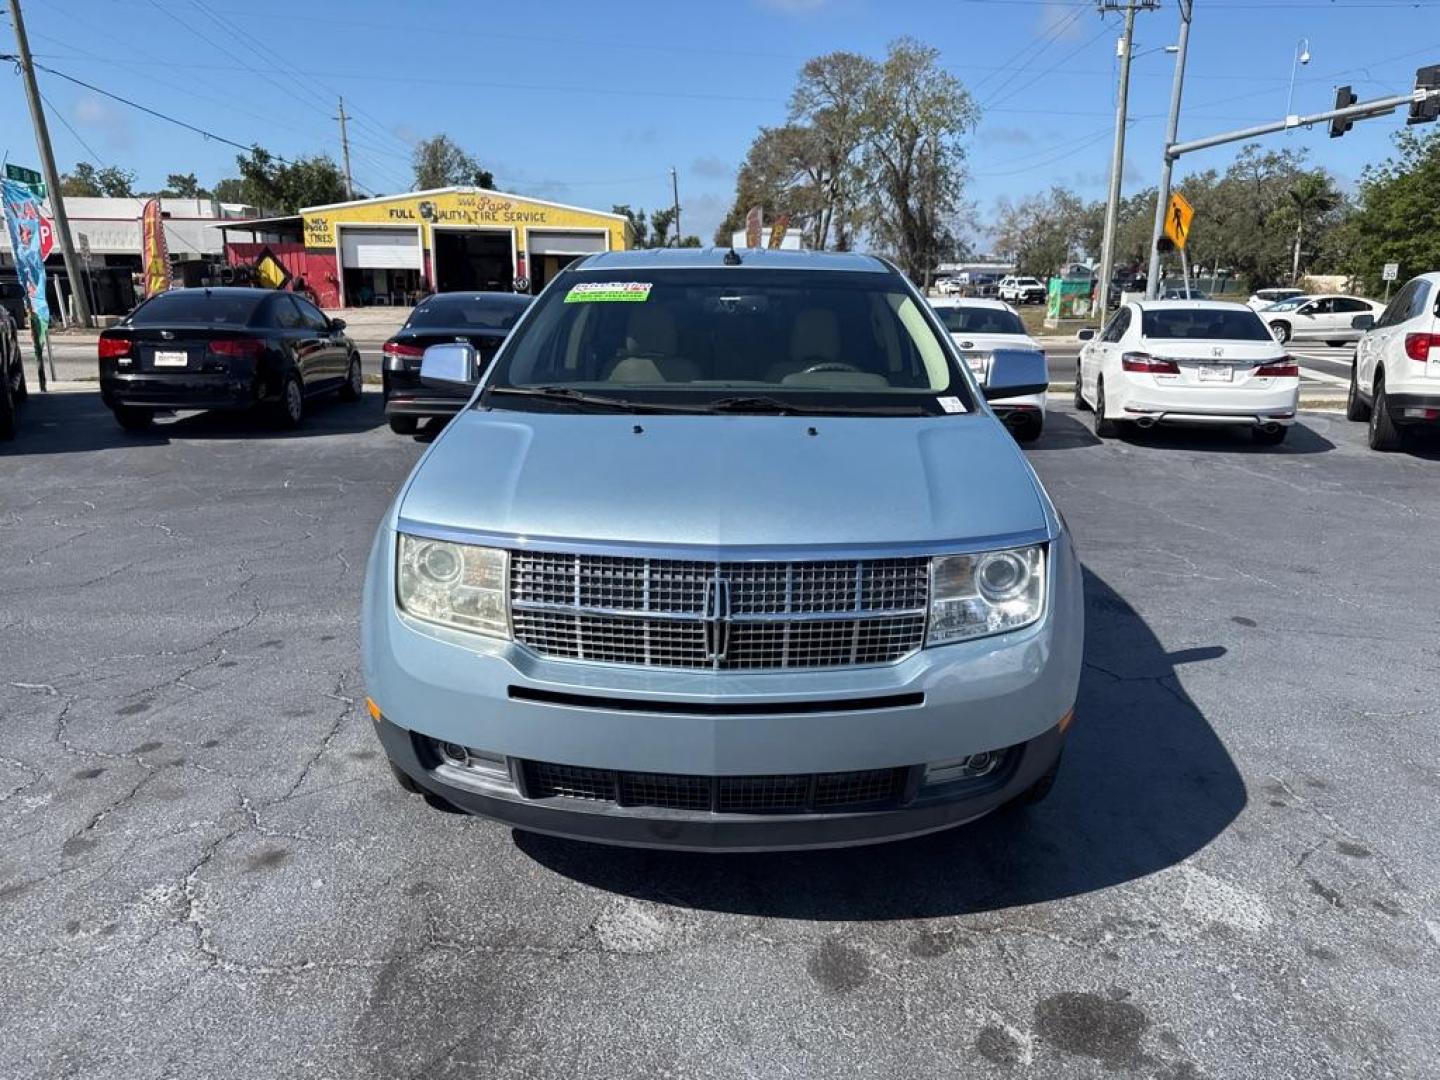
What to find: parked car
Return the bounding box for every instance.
[0,280,28,330]
[98,287,362,432]
[1159,288,1211,301]
[998,275,1047,305]
[362,248,1081,851]
[1261,294,1384,346]
[1076,300,1299,445]
[1347,272,1440,451]
[1246,288,1305,310]
[381,291,532,435]
[929,297,1046,442]
[0,306,25,441]
[933,276,963,297]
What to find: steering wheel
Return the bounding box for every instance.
[799,360,864,375]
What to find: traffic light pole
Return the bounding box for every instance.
[1146,80,1439,297]
[7,0,94,328]
[1145,0,1191,300]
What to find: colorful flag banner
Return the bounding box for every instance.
[141,198,171,298]
[767,214,791,249]
[1,178,53,347]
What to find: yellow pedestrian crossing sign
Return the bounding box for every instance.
[1166,192,1194,250]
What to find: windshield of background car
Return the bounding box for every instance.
[405,295,529,330]
[1142,308,1275,341]
[933,306,1026,336]
[483,268,972,413]
[126,291,265,326]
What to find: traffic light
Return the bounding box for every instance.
[1329,86,1357,138]
[1409,65,1440,125]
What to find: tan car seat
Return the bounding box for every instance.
[607,306,700,383]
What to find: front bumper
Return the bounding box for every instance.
[361,527,1084,851]
[375,710,1067,851]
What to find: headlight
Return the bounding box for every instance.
[927,545,1045,646]
[396,534,509,639]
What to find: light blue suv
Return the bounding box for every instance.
[362,249,1083,851]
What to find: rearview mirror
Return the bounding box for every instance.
[420,342,478,390]
[983,349,1049,402]
[1077,328,1097,342]
[1350,313,1375,332]
[328,317,347,332]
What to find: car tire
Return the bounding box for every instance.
[1094,380,1119,438]
[13,356,27,404]
[0,365,16,441]
[338,354,362,402]
[1345,363,1371,422]
[1270,321,1291,344]
[113,405,154,432]
[273,372,304,429]
[1367,375,1404,452]
[388,415,420,435]
[1010,415,1043,443]
[389,760,423,794]
[1013,754,1062,807]
[1072,372,1089,411]
[1251,425,1288,446]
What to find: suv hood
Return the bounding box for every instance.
[399,410,1049,550]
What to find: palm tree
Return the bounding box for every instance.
[1287,173,1341,285]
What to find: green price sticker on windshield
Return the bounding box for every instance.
[565,282,653,304]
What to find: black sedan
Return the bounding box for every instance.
[381,291,531,434]
[0,305,25,441]
[98,287,362,432]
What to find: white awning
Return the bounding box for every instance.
[339,227,421,269]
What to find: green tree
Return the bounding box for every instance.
[613,204,650,248]
[158,172,208,199]
[412,135,495,190]
[58,162,136,197]
[1344,127,1440,295]
[1283,172,1343,284]
[992,186,1090,278]
[716,125,826,246]
[614,204,698,249]
[788,50,875,249]
[860,38,978,283]
[220,147,348,213]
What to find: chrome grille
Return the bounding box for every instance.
[509,552,929,671]
[522,759,909,814]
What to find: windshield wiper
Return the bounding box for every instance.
[483,386,707,413]
[705,396,931,416]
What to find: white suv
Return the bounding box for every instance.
[998,276,1047,305]
[1348,272,1440,451]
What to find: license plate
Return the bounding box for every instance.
[1197,365,1232,383]
[153,350,188,368]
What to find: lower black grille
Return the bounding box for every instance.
[521,760,909,815]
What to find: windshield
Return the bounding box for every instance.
[126,291,264,326]
[933,305,1026,336]
[405,293,529,330]
[1142,308,1274,341]
[482,268,972,415]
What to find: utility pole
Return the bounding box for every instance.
[336,97,354,200]
[1095,0,1152,326]
[1147,0,1193,298]
[8,0,93,328]
[670,166,681,247]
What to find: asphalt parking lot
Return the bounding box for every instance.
[3,390,1439,1079]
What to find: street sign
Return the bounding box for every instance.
[38,215,54,260]
[1383,262,1400,282]
[4,164,41,187]
[1165,192,1194,250]
[77,232,91,262]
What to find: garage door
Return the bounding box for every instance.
[339,227,421,269]
[527,231,607,256]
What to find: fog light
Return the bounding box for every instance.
[430,739,509,781]
[924,751,1004,786]
[438,741,469,767]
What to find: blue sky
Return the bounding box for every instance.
[3,0,1438,246]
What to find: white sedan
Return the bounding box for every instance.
[1076,300,1300,445]
[930,297,1046,442]
[1261,294,1386,346]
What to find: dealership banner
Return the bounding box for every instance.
[1,178,53,345]
[745,206,762,249]
[767,214,790,250]
[141,198,171,298]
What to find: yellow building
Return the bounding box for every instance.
[297,187,631,306]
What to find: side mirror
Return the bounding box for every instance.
[983,349,1049,401]
[1077,328,1097,342]
[420,342,478,390]
[1351,314,1375,331]
[328,317,347,332]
